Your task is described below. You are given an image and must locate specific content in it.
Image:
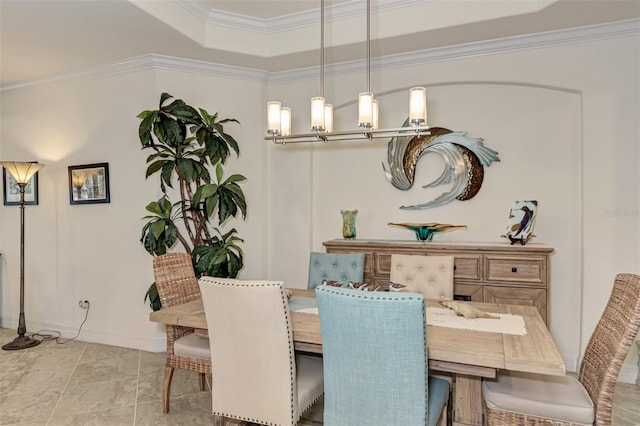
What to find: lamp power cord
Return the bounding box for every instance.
[31,300,90,344]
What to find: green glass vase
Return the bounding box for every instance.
[341,209,358,239]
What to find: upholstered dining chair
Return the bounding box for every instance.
[198,277,324,426]
[307,252,365,290]
[389,254,454,300]
[483,273,640,425]
[315,284,450,426]
[152,253,212,414]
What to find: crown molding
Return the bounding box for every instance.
[269,18,640,84]
[149,55,268,81]
[1,18,637,95]
[0,55,268,95]
[178,0,428,35]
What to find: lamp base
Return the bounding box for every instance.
[2,334,41,351]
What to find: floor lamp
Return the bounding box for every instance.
[1,161,44,350]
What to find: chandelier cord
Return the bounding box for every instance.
[366,0,370,93]
[320,0,325,98]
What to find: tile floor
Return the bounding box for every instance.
[0,327,638,425]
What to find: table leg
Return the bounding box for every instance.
[453,374,483,426]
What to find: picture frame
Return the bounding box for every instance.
[503,200,538,245]
[68,163,110,205]
[3,167,39,206]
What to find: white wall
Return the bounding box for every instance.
[267,32,639,381]
[0,66,266,351]
[1,24,638,382]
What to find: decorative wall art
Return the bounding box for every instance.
[68,163,110,205]
[382,123,500,210]
[3,166,39,206]
[502,200,538,245]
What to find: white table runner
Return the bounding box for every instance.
[426,307,526,335]
[289,298,527,336]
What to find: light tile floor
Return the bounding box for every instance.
[0,327,637,425]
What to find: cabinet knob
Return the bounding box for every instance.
[511,267,518,273]
[453,265,457,271]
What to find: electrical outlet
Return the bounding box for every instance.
[78,300,89,309]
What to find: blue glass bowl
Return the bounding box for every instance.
[387,222,467,242]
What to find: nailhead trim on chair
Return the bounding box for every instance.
[201,278,300,426]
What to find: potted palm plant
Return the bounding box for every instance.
[137,93,247,310]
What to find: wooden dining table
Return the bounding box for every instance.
[149,288,565,426]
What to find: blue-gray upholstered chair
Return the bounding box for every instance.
[316,284,450,426]
[307,252,365,290]
[198,277,324,426]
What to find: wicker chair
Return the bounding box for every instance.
[153,253,212,414]
[483,273,640,425]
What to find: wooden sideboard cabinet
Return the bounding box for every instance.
[323,239,554,325]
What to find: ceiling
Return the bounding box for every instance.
[0,0,638,88]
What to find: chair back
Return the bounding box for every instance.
[198,277,298,425]
[578,273,640,425]
[153,253,200,308]
[390,254,454,300]
[316,285,428,426]
[307,252,365,290]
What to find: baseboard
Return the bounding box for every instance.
[0,317,166,353]
[618,363,640,385]
[563,354,579,373]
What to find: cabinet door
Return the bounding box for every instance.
[453,284,483,302]
[483,286,547,325]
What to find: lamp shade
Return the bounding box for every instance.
[1,162,44,184]
[324,104,333,132]
[311,97,325,131]
[280,107,291,136]
[358,92,374,128]
[409,87,427,126]
[267,101,282,135]
[372,100,379,130]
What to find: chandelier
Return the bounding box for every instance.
[265,0,431,144]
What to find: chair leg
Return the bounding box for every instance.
[162,366,175,414]
[199,372,207,391]
[213,414,226,426]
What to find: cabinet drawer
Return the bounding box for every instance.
[452,254,482,281]
[453,283,483,302]
[485,256,546,286]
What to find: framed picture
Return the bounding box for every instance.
[503,200,538,245]
[3,167,39,206]
[68,163,110,205]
